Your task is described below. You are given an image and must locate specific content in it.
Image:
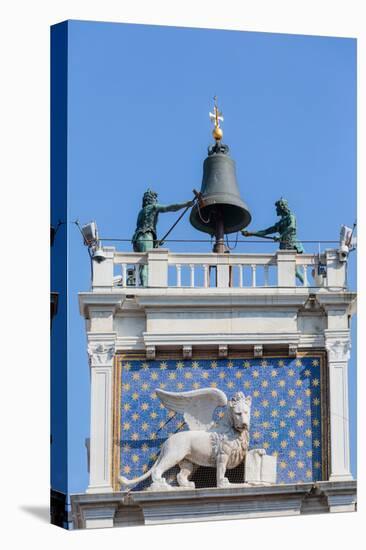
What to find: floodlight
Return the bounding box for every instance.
[81,221,99,247]
[339,225,353,247]
[79,220,106,263]
[338,224,355,262]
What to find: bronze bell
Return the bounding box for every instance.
[190,142,251,252]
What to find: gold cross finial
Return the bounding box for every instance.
[209,96,224,141]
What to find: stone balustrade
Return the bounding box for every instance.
[91,247,347,291]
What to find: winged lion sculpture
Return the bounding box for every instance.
[119,387,259,491]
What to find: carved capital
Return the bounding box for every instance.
[88,341,116,366]
[254,345,263,358]
[326,339,351,362]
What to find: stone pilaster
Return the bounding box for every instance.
[86,336,116,493]
[325,330,353,481]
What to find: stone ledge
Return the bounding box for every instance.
[70,480,356,529]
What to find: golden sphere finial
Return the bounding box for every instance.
[212,126,223,140]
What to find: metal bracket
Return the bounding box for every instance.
[254,345,263,358]
[289,344,298,358]
[183,345,192,360]
[146,345,156,360]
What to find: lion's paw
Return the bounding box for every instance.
[217,477,231,488]
[177,473,196,489]
[148,480,173,492]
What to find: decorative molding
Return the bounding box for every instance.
[143,331,301,348]
[116,336,145,351]
[79,293,123,317]
[182,345,192,360]
[136,291,313,309]
[90,310,113,318]
[115,334,323,353]
[218,345,228,358]
[316,292,356,308]
[254,345,263,358]
[70,480,357,528]
[322,490,356,513]
[82,505,118,529]
[137,332,327,352]
[298,334,324,348]
[79,287,356,313]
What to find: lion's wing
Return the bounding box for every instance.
[155,388,227,431]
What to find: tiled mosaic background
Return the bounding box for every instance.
[118,357,323,488]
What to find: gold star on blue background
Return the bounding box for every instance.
[119,357,323,488]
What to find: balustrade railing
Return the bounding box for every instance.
[112,252,146,288]
[90,249,338,290]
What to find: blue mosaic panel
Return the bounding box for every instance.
[119,357,323,487]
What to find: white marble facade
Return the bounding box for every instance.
[79,247,355,504]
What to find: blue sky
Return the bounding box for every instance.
[57,20,356,493]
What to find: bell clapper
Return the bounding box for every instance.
[213,207,229,254]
